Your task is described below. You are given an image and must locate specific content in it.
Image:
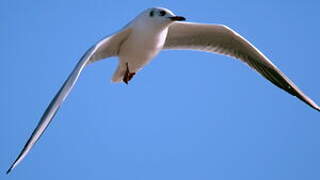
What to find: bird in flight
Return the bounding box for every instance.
[7,7,319,174]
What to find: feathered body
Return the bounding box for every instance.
[112,8,170,82]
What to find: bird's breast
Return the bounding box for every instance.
[118,28,168,72]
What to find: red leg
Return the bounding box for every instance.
[123,63,136,84]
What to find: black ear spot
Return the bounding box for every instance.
[159,10,166,16]
[149,11,154,17]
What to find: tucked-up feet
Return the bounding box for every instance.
[123,63,136,84]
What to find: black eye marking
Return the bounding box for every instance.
[149,11,154,17]
[159,10,166,16]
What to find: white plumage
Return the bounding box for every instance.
[7,7,319,174]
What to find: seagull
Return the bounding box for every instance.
[7,7,320,174]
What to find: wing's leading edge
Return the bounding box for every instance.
[7,27,132,174]
[164,22,320,111]
[6,46,95,174]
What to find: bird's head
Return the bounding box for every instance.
[132,7,186,29]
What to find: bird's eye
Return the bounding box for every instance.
[149,11,154,17]
[159,10,166,16]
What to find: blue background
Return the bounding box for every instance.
[1,0,320,179]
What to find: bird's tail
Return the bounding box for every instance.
[112,63,126,83]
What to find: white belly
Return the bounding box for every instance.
[118,28,168,72]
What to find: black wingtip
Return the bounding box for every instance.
[309,102,320,112]
[6,161,17,174]
[6,167,12,174]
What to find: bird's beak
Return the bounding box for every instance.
[169,16,186,21]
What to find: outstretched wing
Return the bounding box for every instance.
[7,28,131,174]
[163,22,319,111]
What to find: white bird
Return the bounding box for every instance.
[7,7,320,174]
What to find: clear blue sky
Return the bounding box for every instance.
[1,0,320,179]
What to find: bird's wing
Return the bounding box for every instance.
[7,28,132,174]
[163,22,319,111]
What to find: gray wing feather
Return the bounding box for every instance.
[6,46,94,174]
[163,22,319,111]
[7,28,131,174]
